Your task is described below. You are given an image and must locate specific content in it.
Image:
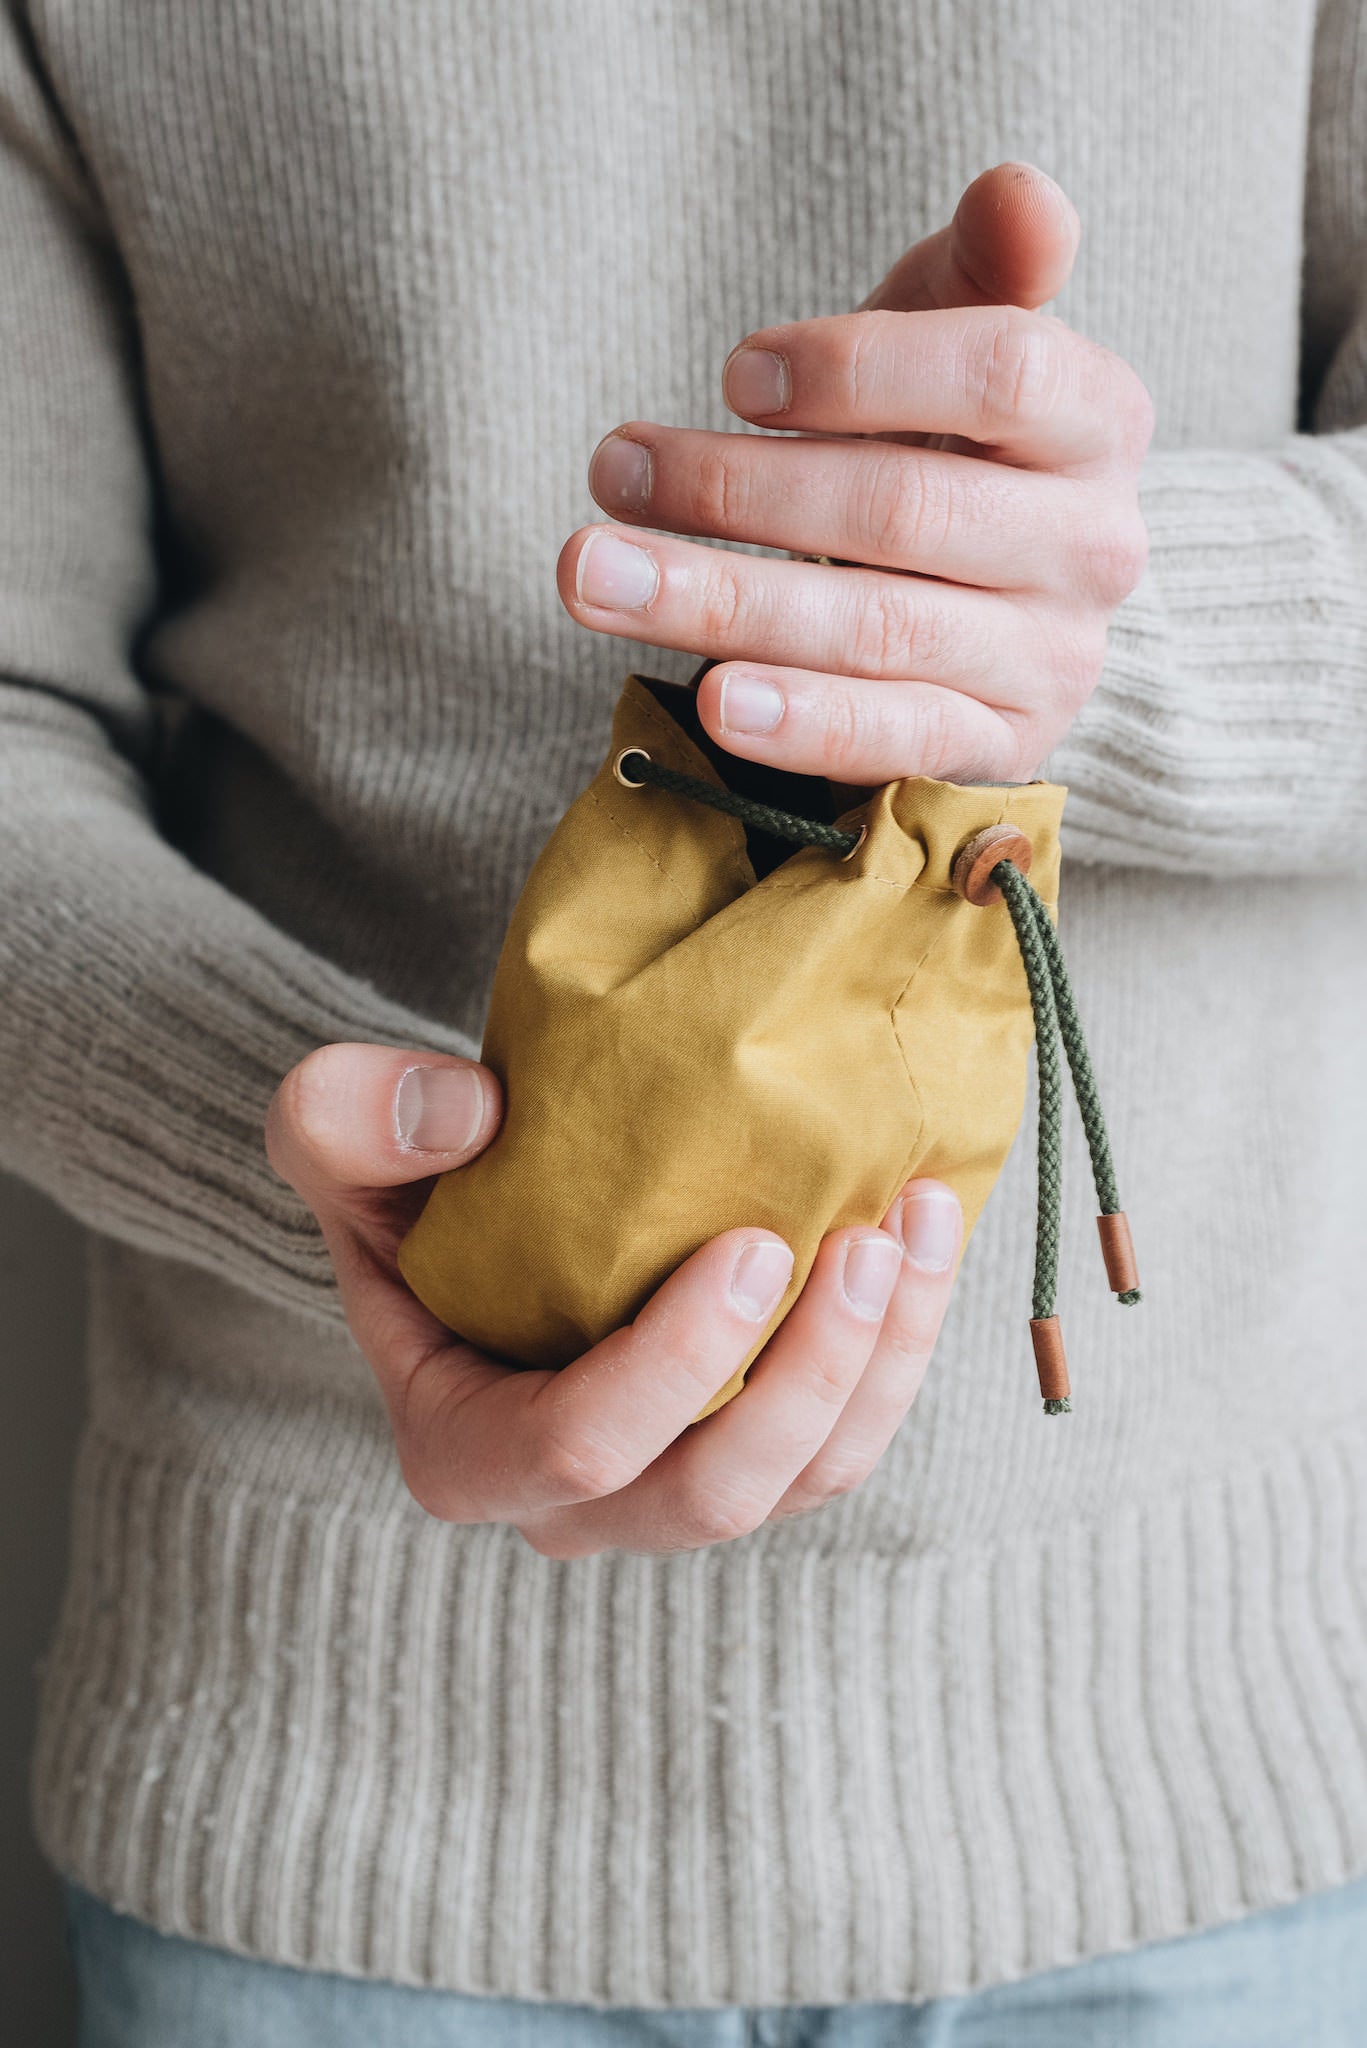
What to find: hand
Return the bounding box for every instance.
[558,162,1155,789]
[265,1041,963,1557]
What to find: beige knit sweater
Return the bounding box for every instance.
[5,0,1367,2010]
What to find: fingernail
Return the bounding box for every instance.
[576,530,659,610]
[895,1189,961,1273]
[730,1239,795,1321]
[719,671,785,735]
[723,346,790,417]
[395,1065,486,1153]
[589,433,653,513]
[841,1235,902,1319]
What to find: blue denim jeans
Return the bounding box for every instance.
[66,1873,1367,2047]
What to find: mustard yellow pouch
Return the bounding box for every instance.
[398,672,1138,1422]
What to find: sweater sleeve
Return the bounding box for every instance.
[1041,0,1367,877]
[0,14,475,1329]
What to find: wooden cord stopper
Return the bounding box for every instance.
[1030,1316,1070,1404]
[951,824,1034,907]
[1096,1211,1139,1295]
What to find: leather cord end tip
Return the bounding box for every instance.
[1029,1314,1070,1405]
[1097,1211,1139,1296]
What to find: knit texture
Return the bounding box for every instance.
[4,0,1367,2008]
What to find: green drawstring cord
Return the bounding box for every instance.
[1013,869,1142,1305]
[993,864,1071,1411]
[992,863,1142,1411]
[614,747,1141,1412]
[613,750,864,854]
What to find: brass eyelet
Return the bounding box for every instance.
[839,824,868,862]
[613,747,651,788]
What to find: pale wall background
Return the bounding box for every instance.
[1,1173,86,2044]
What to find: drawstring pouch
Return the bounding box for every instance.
[397,668,1139,1424]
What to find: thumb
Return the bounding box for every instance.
[265,1041,502,1206]
[860,161,1080,315]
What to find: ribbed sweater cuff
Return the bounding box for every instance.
[1,720,475,1325]
[1044,435,1367,875]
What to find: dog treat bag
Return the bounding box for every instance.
[398,670,1138,1424]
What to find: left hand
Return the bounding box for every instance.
[558,162,1155,789]
[264,1041,964,1554]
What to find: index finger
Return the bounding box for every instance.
[396,1227,795,1522]
[722,305,1152,474]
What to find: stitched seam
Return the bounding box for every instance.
[582,784,702,920]
[760,869,910,894]
[885,893,977,1197]
[619,688,756,895]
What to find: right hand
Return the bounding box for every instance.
[265,1041,963,1558]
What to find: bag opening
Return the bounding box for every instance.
[635,660,839,880]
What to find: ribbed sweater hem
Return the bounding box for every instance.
[32,1416,1367,2010]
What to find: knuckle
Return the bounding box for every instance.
[695,444,749,533]
[971,312,1059,433]
[901,595,950,681]
[802,1346,866,1413]
[816,686,873,777]
[1081,513,1149,605]
[1083,346,1156,465]
[906,689,964,780]
[858,450,954,565]
[846,314,879,414]
[789,1452,876,1510]
[696,557,747,643]
[527,1420,638,1506]
[818,678,939,781]
[849,581,934,680]
[670,1477,766,1549]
